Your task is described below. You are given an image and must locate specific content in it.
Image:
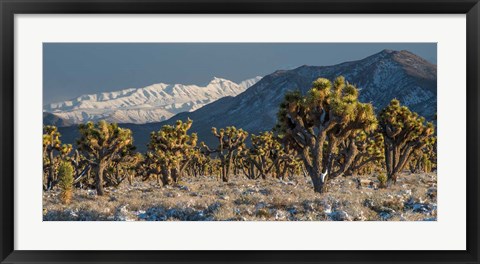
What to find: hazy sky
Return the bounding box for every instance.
[43,43,436,105]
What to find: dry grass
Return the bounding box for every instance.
[43,172,437,221]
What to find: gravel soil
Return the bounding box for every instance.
[43,172,437,221]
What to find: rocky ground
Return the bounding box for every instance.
[43,172,437,221]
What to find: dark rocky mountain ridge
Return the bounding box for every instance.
[43,112,73,127]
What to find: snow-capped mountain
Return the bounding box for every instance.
[44,76,263,125]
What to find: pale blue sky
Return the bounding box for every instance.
[43,43,436,105]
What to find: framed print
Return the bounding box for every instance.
[1,0,479,263]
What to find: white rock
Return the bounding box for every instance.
[329,210,351,221]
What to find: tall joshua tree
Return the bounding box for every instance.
[378,99,435,185]
[43,126,62,190]
[146,119,197,186]
[202,126,248,182]
[276,76,376,193]
[76,121,133,196]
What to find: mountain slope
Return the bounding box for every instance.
[43,112,73,127]
[44,76,262,125]
[155,49,437,146]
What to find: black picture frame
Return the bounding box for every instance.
[1,0,479,263]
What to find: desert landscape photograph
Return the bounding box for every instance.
[42,43,437,221]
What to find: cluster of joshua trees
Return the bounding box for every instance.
[43,76,436,202]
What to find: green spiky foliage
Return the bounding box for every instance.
[43,125,63,190]
[329,131,385,177]
[378,99,435,184]
[276,76,377,193]
[207,158,222,177]
[146,119,197,186]
[76,120,134,196]
[103,144,138,187]
[185,149,211,178]
[408,136,436,173]
[236,147,257,179]
[128,152,145,184]
[235,132,274,180]
[59,144,73,159]
[241,131,303,180]
[377,173,388,188]
[202,126,248,182]
[248,131,283,179]
[48,143,74,185]
[274,136,304,180]
[57,161,74,204]
[350,131,385,175]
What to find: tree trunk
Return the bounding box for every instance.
[311,175,326,193]
[127,172,133,185]
[233,162,239,176]
[47,150,55,190]
[96,163,106,196]
[387,172,398,186]
[171,166,181,183]
[280,164,288,180]
[384,143,394,177]
[222,166,229,182]
[261,169,266,180]
[222,154,233,182]
[161,166,172,186]
[249,162,256,179]
[308,165,327,193]
[334,142,358,178]
[227,156,233,178]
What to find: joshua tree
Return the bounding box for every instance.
[276,76,377,193]
[103,144,138,187]
[349,131,385,175]
[237,147,257,180]
[146,119,197,186]
[202,126,248,182]
[329,131,384,177]
[270,135,304,180]
[76,121,134,196]
[71,149,91,187]
[243,131,302,180]
[378,99,435,185]
[408,136,436,173]
[248,131,282,179]
[126,152,144,185]
[186,149,210,178]
[57,161,74,204]
[43,126,62,190]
